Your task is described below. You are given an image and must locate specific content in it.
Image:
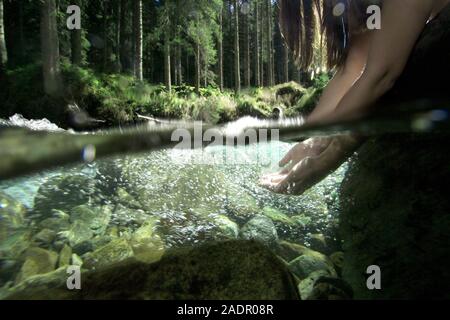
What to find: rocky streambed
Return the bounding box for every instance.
[0,142,349,300]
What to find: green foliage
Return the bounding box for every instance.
[0,58,329,126]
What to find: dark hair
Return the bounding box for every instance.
[279,0,370,69]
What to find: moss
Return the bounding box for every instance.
[6,240,300,300]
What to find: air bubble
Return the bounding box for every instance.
[333,3,346,17]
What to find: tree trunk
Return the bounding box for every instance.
[177,45,182,85]
[134,0,143,81]
[259,0,264,86]
[18,0,25,61]
[71,28,82,66]
[195,42,200,93]
[40,0,62,96]
[266,0,273,86]
[244,6,251,88]
[233,0,240,94]
[0,0,7,69]
[164,32,171,91]
[70,0,82,66]
[218,6,224,92]
[283,43,289,83]
[119,0,129,72]
[103,2,109,71]
[115,0,122,72]
[254,0,260,87]
[204,57,208,87]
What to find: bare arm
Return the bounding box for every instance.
[307,33,371,123]
[308,0,436,126]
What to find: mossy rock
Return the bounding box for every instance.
[69,205,112,236]
[262,207,297,238]
[83,238,135,270]
[5,240,300,300]
[288,251,336,280]
[240,215,279,247]
[15,247,59,284]
[275,241,313,262]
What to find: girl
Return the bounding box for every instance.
[261,0,450,194]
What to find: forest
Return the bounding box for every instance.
[0,0,329,128]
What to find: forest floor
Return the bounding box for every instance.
[0,63,328,129]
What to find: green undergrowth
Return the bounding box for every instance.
[0,63,329,128]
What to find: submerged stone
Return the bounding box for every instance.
[240,215,278,246]
[129,220,165,264]
[15,247,58,284]
[212,215,239,239]
[5,240,300,300]
[274,241,313,262]
[288,251,336,280]
[58,244,72,268]
[83,238,134,270]
[69,205,112,236]
[58,220,94,248]
[0,230,31,260]
[32,229,56,248]
[262,207,295,227]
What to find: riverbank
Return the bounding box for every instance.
[0,63,328,130]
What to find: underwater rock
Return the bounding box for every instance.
[288,250,336,280]
[83,238,135,270]
[308,233,331,255]
[135,164,227,215]
[0,259,20,288]
[212,215,239,239]
[111,204,152,228]
[5,240,300,300]
[261,207,296,238]
[225,187,260,225]
[289,214,312,229]
[58,220,94,248]
[0,230,32,261]
[298,270,330,299]
[329,252,344,276]
[69,205,112,236]
[1,267,74,300]
[305,277,353,300]
[115,187,142,210]
[274,241,313,262]
[72,236,113,256]
[129,220,165,264]
[32,229,57,248]
[71,254,83,267]
[0,192,27,243]
[15,247,58,284]
[37,210,71,233]
[240,215,278,246]
[339,134,450,299]
[58,244,72,268]
[33,174,97,219]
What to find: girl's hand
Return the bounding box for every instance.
[260,135,362,195]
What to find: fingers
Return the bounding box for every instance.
[269,157,313,195]
[278,149,292,167]
[259,172,288,189]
